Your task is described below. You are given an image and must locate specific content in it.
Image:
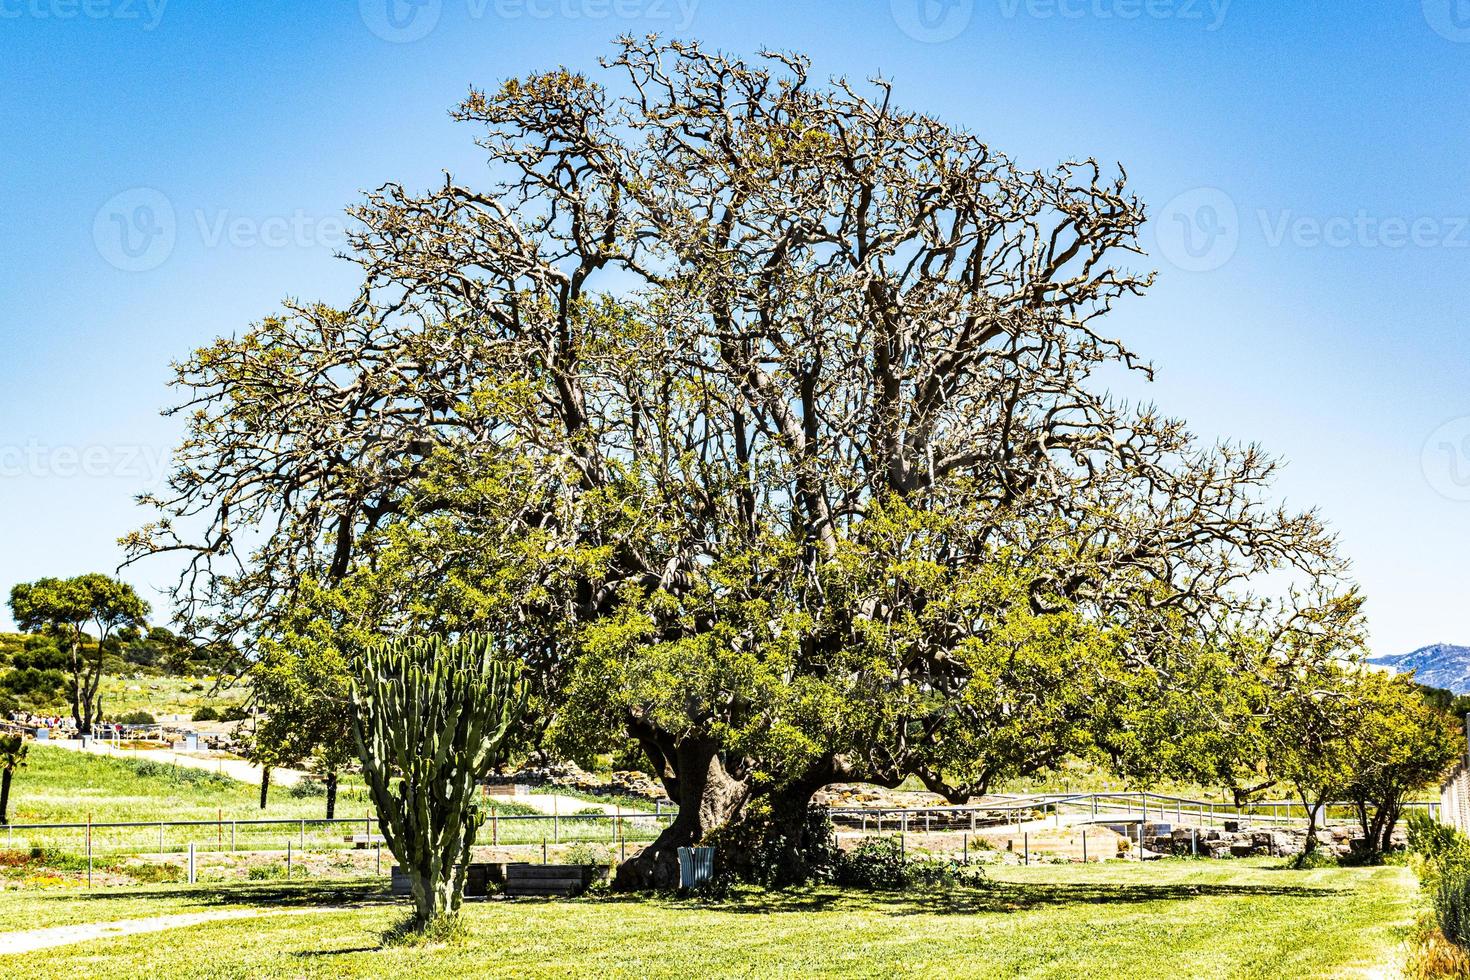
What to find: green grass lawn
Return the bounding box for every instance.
[1,747,657,867]
[0,859,1417,978]
[4,745,371,826]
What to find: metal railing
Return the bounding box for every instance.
[1,789,1438,888]
[1,808,677,887]
[828,790,1439,833]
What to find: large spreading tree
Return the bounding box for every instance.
[127,38,1352,888]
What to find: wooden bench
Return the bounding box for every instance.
[343,834,385,849]
[503,862,599,898]
[483,783,529,797]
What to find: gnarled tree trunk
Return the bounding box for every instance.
[614,735,750,891]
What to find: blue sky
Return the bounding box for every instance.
[1,0,1467,655]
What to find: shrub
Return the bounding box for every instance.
[289,777,327,798]
[191,706,220,722]
[703,801,841,889]
[564,842,611,867]
[115,710,156,725]
[1409,810,1470,896]
[117,862,184,884]
[834,835,985,892]
[836,836,909,890]
[1437,871,1470,949]
[124,758,236,789]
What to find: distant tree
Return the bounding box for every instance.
[248,585,357,819]
[9,576,149,735]
[0,637,69,706]
[1414,682,1470,725]
[0,735,28,825]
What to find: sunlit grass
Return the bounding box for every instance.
[0,858,1417,978]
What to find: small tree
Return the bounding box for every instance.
[1265,665,1360,862]
[250,626,354,819]
[1344,673,1461,861]
[351,634,526,929]
[9,575,149,736]
[0,734,28,825]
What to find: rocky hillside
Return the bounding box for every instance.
[1370,644,1470,694]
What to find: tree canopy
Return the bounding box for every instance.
[9,574,149,734]
[129,37,1371,887]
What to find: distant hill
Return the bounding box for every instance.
[1370,644,1470,695]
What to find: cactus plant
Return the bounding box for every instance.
[350,634,527,927]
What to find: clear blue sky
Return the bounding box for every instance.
[2,1,1467,655]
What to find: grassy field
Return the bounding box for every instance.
[3,745,371,825]
[0,858,1418,978]
[96,675,248,721]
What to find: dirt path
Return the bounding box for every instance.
[0,908,326,955]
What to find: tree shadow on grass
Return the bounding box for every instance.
[62,879,396,912]
[612,879,1350,918]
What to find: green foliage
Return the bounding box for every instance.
[703,801,840,889]
[1438,873,1470,950]
[118,861,186,884]
[7,575,149,732]
[351,633,528,926]
[191,706,219,722]
[124,758,237,790]
[1343,674,1462,860]
[563,842,612,867]
[1409,811,1470,897]
[833,836,986,892]
[116,710,156,725]
[289,777,328,799]
[382,911,471,948]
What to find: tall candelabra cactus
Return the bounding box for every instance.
[351,634,527,927]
